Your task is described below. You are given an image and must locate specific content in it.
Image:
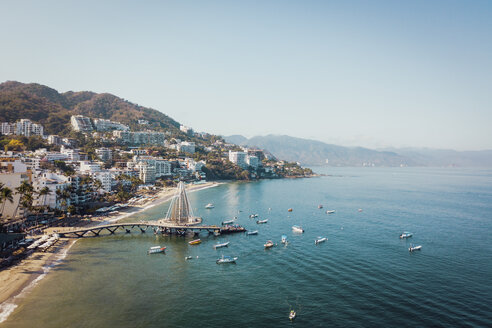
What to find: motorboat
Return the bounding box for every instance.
[326,210,335,214]
[213,241,229,249]
[256,219,268,224]
[222,219,236,225]
[409,244,422,252]
[264,240,274,248]
[318,205,323,209]
[216,255,238,264]
[288,208,293,212]
[148,246,166,254]
[205,203,214,209]
[185,256,193,260]
[292,225,304,233]
[315,237,327,244]
[246,230,258,235]
[249,214,259,218]
[281,235,288,244]
[358,208,363,212]
[289,310,296,320]
[188,239,201,245]
[399,232,413,239]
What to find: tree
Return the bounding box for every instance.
[37,186,51,208]
[0,185,14,219]
[13,181,34,218]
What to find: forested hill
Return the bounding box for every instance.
[0,81,180,135]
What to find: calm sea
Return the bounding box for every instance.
[3,167,492,327]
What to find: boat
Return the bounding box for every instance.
[256,219,268,224]
[399,232,413,239]
[264,240,274,248]
[185,256,193,260]
[292,225,304,233]
[246,230,258,235]
[188,239,201,245]
[315,237,327,244]
[222,219,235,225]
[358,208,363,212]
[213,241,230,249]
[409,244,422,252]
[148,246,166,254]
[288,208,293,212]
[216,255,238,264]
[249,214,258,218]
[281,235,288,244]
[326,210,335,214]
[318,205,323,209]
[289,310,296,321]
[205,203,214,209]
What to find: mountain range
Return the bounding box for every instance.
[224,135,492,167]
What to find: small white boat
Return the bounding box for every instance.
[249,214,259,218]
[358,208,363,212]
[213,241,230,249]
[315,237,327,244]
[216,255,237,264]
[185,256,193,260]
[281,235,288,244]
[246,230,258,235]
[264,240,274,248]
[222,219,235,225]
[318,205,323,209]
[399,232,413,239]
[148,246,166,254]
[205,203,215,209]
[409,244,422,252]
[289,310,296,320]
[326,210,335,214]
[292,225,304,233]
[256,219,268,224]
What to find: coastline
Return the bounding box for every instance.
[0,181,221,323]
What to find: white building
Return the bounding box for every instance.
[0,122,14,135]
[93,118,129,132]
[180,125,193,135]
[79,161,101,173]
[0,172,30,218]
[246,155,259,168]
[44,152,69,162]
[71,115,93,132]
[48,135,62,145]
[33,172,71,209]
[113,131,166,146]
[95,148,112,162]
[61,146,81,161]
[138,162,156,184]
[177,141,195,154]
[130,156,171,178]
[229,151,247,168]
[92,171,112,193]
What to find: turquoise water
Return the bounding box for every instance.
[3,167,492,327]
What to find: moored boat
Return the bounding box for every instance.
[292,225,304,233]
[185,256,193,260]
[315,237,327,244]
[318,205,323,209]
[399,232,413,239]
[409,244,422,252]
[246,230,258,235]
[256,219,268,224]
[288,208,293,212]
[148,246,166,254]
[289,310,296,320]
[264,240,274,248]
[222,219,235,225]
[281,235,288,244]
[213,241,230,249]
[188,239,201,245]
[249,214,259,218]
[205,203,214,209]
[326,210,335,214]
[216,255,238,264]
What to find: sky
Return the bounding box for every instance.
[1,0,491,151]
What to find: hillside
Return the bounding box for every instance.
[0,81,181,135]
[226,134,411,166]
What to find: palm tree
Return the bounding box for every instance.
[13,181,34,218]
[0,186,14,219]
[37,187,51,208]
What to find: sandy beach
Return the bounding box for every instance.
[0,181,220,323]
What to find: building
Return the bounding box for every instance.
[71,115,93,132]
[138,119,149,125]
[129,156,171,178]
[113,131,166,146]
[138,162,156,184]
[93,119,129,132]
[1,122,15,135]
[47,135,62,145]
[177,141,195,154]
[79,161,101,173]
[180,125,194,135]
[33,172,71,209]
[229,151,247,168]
[246,155,259,168]
[61,147,81,161]
[0,172,30,218]
[95,148,112,162]
[14,119,44,137]
[92,171,112,193]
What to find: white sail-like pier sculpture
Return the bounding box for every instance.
[159,181,202,226]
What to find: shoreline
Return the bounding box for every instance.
[0,181,221,323]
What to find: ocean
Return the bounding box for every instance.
[2,167,492,327]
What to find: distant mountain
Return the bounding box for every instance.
[225,134,412,166]
[224,134,492,167]
[0,81,181,135]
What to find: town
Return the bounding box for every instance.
[0,115,313,265]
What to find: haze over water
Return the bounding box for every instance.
[3,167,492,327]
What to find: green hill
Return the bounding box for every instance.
[0,81,181,135]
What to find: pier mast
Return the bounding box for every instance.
[160,181,201,225]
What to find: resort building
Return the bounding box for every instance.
[93,118,129,132]
[113,131,166,146]
[71,115,93,132]
[177,141,195,154]
[229,151,248,168]
[95,148,112,162]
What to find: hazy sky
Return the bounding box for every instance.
[1,1,491,150]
